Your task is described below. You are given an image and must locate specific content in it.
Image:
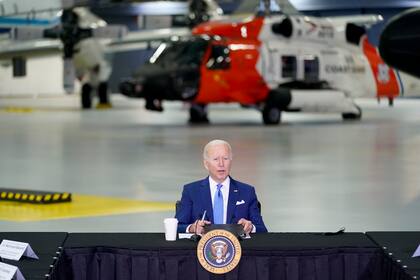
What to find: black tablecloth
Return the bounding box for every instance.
[367,231,420,279]
[53,232,404,280]
[0,232,68,280]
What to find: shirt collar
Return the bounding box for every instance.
[208,176,230,188]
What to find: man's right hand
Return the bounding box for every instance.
[189,220,211,234]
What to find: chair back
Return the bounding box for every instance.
[175,200,181,216]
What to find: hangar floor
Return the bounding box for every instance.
[0,95,420,233]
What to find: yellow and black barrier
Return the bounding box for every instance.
[0,188,71,204]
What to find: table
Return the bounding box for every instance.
[54,232,399,280]
[0,232,68,280]
[367,231,420,279]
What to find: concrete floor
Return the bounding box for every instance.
[1,95,420,233]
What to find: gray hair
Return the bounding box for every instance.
[203,139,233,160]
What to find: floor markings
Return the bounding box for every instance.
[0,194,174,222]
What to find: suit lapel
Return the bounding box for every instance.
[227,177,239,223]
[200,177,214,223]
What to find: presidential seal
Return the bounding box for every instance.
[197,229,242,274]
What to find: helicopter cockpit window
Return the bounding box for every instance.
[150,38,208,67]
[206,45,231,70]
[281,55,297,79]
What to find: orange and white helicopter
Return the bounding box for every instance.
[120,0,420,124]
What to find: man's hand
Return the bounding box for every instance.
[189,220,211,234]
[237,218,253,234]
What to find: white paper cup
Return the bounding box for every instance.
[164,218,178,241]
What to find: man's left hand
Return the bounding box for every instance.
[237,218,253,234]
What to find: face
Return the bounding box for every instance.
[203,144,232,183]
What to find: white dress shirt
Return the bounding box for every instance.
[210,176,256,233]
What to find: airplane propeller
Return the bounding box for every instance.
[43,9,84,93]
[41,8,126,93]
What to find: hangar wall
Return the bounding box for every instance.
[0,54,66,96]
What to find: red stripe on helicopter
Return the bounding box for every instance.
[362,36,400,99]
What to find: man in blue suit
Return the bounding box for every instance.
[176,139,267,234]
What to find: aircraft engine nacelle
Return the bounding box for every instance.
[270,15,366,47]
[270,16,293,38]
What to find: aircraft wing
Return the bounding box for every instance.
[105,27,191,53]
[0,38,61,58]
[0,26,191,59]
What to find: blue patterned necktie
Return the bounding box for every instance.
[213,184,224,224]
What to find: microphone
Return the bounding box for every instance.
[190,210,206,242]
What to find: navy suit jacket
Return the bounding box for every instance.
[175,177,268,233]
